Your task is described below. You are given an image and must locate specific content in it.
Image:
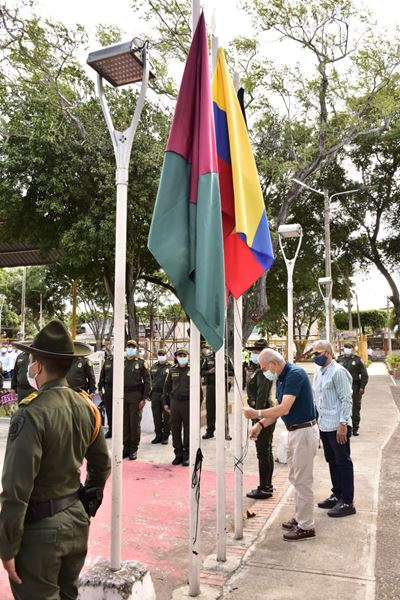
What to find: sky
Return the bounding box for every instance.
[32,0,400,311]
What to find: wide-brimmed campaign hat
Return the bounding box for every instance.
[13,320,91,359]
[245,338,269,351]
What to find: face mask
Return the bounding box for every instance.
[7,347,12,353]
[177,357,188,366]
[1,349,6,354]
[126,347,136,358]
[343,348,352,356]
[263,370,277,381]
[202,348,210,356]
[27,361,39,390]
[158,355,167,363]
[314,353,328,367]
[250,353,259,364]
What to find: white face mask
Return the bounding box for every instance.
[126,347,137,358]
[177,356,188,366]
[250,353,259,364]
[263,370,277,382]
[158,355,167,363]
[27,361,39,390]
[343,347,352,356]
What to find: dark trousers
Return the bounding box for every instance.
[320,428,354,505]
[254,421,276,492]
[151,391,170,438]
[170,399,189,460]
[205,384,216,434]
[123,397,142,452]
[352,385,362,432]
[104,390,112,433]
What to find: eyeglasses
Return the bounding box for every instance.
[312,351,327,357]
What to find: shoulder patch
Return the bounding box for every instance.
[19,391,40,406]
[8,413,26,441]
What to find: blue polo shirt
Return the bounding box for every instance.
[276,363,316,428]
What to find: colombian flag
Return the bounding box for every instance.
[212,48,274,298]
[148,14,225,351]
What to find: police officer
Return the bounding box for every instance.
[201,342,216,439]
[149,348,172,444]
[66,355,96,395]
[98,353,113,438]
[0,320,111,599]
[245,339,275,499]
[337,342,368,436]
[123,340,150,460]
[163,348,197,466]
[11,351,35,402]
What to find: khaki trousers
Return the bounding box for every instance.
[286,424,319,530]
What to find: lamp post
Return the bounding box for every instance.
[292,179,362,345]
[278,224,303,362]
[0,294,6,338]
[318,277,332,342]
[32,290,43,330]
[87,38,151,571]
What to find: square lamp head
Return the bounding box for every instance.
[87,40,151,87]
[318,277,332,286]
[278,224,302,239]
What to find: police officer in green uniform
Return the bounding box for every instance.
[149,348,172,444]
[245,339,275,499]
[123,340,150,460]
[0,320,111,600]
[66,355,96,395]
[163,348,196,467]
[337,342,368,436]
[11,351,35,403]
[201,342,216,439]
[98,353,113,438]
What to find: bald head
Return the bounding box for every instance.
[258,348,285,373]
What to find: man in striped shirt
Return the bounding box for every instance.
[312,340,356,518]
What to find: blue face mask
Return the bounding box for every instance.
[263,370,277,381]
[314,353,328,367]
[250,353,259,364]
[126,347,136,358]
[177,356,188,366]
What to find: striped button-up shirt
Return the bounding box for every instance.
[313,360,353,432]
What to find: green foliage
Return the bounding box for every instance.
[334,309,386,333]
[386,354,400,369]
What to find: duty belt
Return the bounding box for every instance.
[286,419,317,432]
[25,491,80,524]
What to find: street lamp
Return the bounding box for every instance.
[292,178,362,344]
[278,223,303,362]
[0,294,6,338]
[318,277,332,342]
[87,38,151,571]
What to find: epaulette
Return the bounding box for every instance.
[19,391,40,406]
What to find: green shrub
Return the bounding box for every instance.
[386,354,400,369]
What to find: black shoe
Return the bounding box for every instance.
[202,431,214,439]
[246,487,273,500]
[105,431,112,439]
[151,436,162,444]
[182,459,190,467]
[318,494,339,509]
[225,434,232,441]
[122,448,130,459]
[161,437,169,445]
[353,430,359,436]
[328,502,356,518]
[129,451,137,461]
[172,456,183,465]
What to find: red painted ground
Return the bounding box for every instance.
[0,460,258,599]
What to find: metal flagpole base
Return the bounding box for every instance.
[78,560,155,599]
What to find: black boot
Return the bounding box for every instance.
[246,459,273,499]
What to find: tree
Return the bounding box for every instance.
[334,309,386,333]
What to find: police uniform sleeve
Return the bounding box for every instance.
[0,407,44,560]
[98,363,106,392]
[162,371,172,406]
[11,358,18,390]
[84,425,111,490]
[359,359,369,389]
[200,358,208,378]
[141,361,151,399]
[85,359,96,394]
[255,370,272,409]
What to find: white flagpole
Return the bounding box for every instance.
[211,12,227,563]
[189,3,202,595]
[232,67,244,540]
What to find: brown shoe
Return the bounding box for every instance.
[281,517,298,530]
[283,526,315,541]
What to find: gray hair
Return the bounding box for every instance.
[313,340,333,354]
[259,348,285,366]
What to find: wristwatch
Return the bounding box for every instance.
[257,409,262,419]
[340,421,347,426]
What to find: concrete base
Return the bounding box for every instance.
[78,560,155,600]
[203,554,241,574]
[172,584,220,600]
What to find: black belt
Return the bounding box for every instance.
[25,492,79,524]
[287,419,317,432]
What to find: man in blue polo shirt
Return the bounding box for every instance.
[243,348,318,541]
